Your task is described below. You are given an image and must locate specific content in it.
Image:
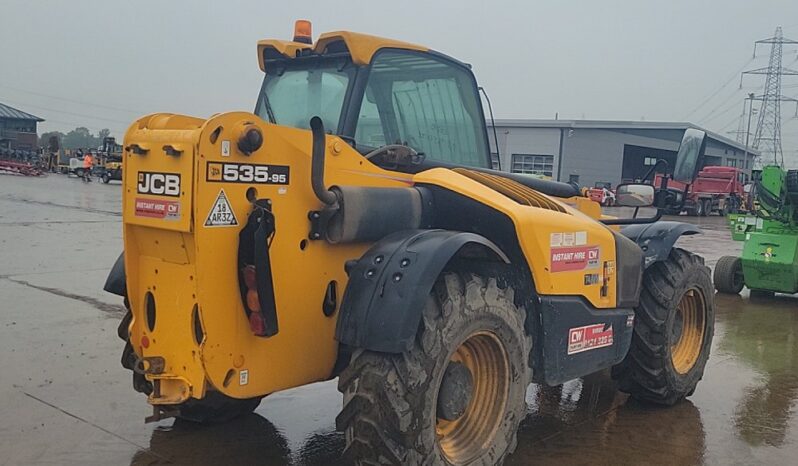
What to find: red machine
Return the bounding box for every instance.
[656,166,746,216]
[586,182,616,206]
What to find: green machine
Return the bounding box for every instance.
[715,166,798,296]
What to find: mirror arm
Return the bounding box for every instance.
[642,159,670,183]
[601,208,662,225]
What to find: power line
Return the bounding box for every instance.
[697,90,745,124]
[0,83,146,115]
[0,96,131,125]
[681,57,755,120]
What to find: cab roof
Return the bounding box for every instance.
[257,30,428,72]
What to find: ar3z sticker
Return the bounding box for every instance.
[204,190,238,227]
[206,162,289,185]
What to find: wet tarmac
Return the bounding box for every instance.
[1,174,797,465]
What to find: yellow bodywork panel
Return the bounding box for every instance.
[122,109,616,404]
[123,112,413,403]
[412,169,617,307]
[257,31,427,71]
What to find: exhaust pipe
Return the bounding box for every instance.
[310,116,338,206]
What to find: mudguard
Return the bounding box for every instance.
[335,229,509,353]
[621,221,701,268]
[104,252,126,297]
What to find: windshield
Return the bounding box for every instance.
[355,50,489,168]
[256,57,354,132]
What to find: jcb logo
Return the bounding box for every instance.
[137,172,181,197]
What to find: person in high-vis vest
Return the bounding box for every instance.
[82,152,93,182]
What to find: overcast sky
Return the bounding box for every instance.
[3,0,798,165]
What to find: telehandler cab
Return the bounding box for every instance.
[105,21,715,465]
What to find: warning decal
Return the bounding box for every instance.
[550,246,600,272]
[204,190,238,227]
[135,198,180,220]
[567,323,614,355]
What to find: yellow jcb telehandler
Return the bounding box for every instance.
[105,21,714,465]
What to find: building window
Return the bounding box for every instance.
[490,152,500,170]
[727,159,737,167]
[511,154,554,177]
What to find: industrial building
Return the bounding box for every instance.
[0,102,44,155]
[487,119,759,188]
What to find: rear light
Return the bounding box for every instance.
[243,265,257,290]
[241,265,265,333]
[246,289,261,312]
[249,312,266,335]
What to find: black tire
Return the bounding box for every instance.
[117,298,260,423]
[614,248,714,406]
[718,201,728,217]
[75,168,84,178]
[695,199,706,217]
[336,273,531,465]
[102,173,111,184]
[714,256,744,294]
[786,170,798,193]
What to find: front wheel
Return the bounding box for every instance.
[102,173,111,184]
[714,256,744,294]
[614,248,714,405]
[336,273,531,465]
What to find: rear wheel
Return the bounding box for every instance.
[75,168,84,178]
[102,173,111,184]
[714,256,744,294]
[336,273,531,465]
[614,248,714,405]
[695,199,707,216]
[117,299,261,423]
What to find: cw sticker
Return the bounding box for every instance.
[567,323,614,355]
[550,245,600,272]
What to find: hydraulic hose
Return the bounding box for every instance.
[310,116,338,206]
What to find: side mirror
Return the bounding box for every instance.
[672,128,707,183]
[615,183,655,207]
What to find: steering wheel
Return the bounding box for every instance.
[364,144,419,161]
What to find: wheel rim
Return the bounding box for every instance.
[671,288,707,374]
[436,331,510,464]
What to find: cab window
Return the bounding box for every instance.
[355,50,489,168]
[256,57,354,132]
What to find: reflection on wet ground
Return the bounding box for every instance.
[3,177,798,465]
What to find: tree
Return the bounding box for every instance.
[63,127,93,150]
[98,128,111,141]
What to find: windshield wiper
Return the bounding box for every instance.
[260,93,276,124]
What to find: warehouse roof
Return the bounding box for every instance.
[0,102,44,122]
[489,119,758,156]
